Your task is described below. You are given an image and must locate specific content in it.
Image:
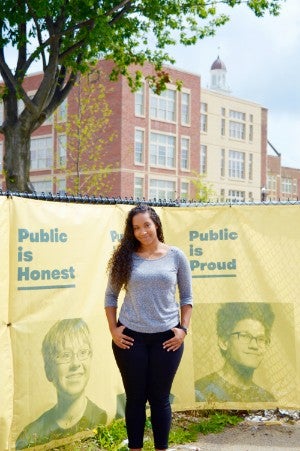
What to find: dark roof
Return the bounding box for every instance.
[211,56,227,71]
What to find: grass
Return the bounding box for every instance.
[53,410,244,450]
[169,410,244,445]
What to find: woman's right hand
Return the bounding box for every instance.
[111,325,134,349]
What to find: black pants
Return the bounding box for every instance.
[112,326,183,450]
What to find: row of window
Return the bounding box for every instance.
[134,177,188,200]
[135,129,190,170]
[29,131,191,173]
[30,135,66,170]
[136,129,255,180]
[0,133,254,183]
[0,99,67,125]
[28,177,260,204]
[29,176,188,200]
[267,174,298,195]
[201,103,254,141]
[220,190,253,203]
[201,145,254,181]
[32,179,66,194]
[138,182,262,202]
[135,85,191,126]
[135,90,255,142]
[8,155,298,200]
[0,99,67,172]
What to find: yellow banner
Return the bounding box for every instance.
[162,206,300,410]
[0,199,299,450]
[9,199,128,449]
[0,197,12,451]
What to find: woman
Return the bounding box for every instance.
[105,205,193,451]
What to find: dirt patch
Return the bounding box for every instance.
[185,421,300,450]
[172,410,300,450]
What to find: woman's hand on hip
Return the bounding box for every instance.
[163,327,186,352]
[112,325,134,349]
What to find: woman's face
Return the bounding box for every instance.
[132,212,158,246]
[50,336,92,398]
[223,318,268,370]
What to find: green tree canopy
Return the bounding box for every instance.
[0,0,284,192]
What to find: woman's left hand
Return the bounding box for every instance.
[162,327,186,352]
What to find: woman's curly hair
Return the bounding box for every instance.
[107,205,164,290]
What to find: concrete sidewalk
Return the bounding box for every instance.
[169,421,300,451]
[172,447,299,451]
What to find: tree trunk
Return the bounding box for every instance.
[3,123,34,192]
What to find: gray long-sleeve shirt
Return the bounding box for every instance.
[104,246,193,333]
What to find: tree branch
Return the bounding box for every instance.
[0,52,37,115]
[108,0,134,25]
[33,66,78,130]
[15,22,27,77]
[106,0,133,17]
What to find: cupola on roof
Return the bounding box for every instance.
[210,56,227,71]
[209,54,231,93]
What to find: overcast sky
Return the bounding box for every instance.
[168,0,300,168]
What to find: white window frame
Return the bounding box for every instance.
[200,145,207,174]
[30,136,53,170]
[248,153,253,180]
[249,124,253,141]
[267,175,277,191]
[229,110,246,121]
[282,178,292,194]
[57,178,66,194]
[181,91,191,125]
[220,188,225,202]
[134,128,145,164]
[220,148,225,177]
[150,132,176,168]
[149,178,176,200]
[229,121,246,140]
[150,88,176,122]
[57,134,67,167]
[135,84,145,117]
[228,190,245,202]
[32,180,53,194]
[200,103,208,132]
[134,176,144,199]
[221,118,226,136]
[180,137,190,170]
[180,181,189,200]
[228,150,245,179]
[57,99,68,122]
